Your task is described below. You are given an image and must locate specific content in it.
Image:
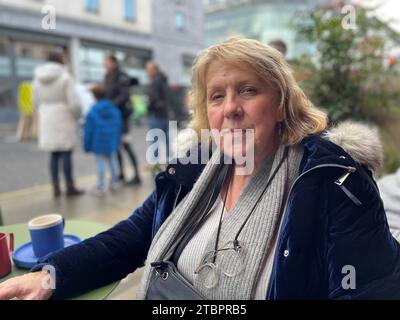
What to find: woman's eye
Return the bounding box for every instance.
[211,94,224,101]
[240,87,256,94]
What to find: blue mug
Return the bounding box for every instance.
[28,214,65,258]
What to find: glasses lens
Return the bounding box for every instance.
[219,246,244,278]
[196,262,219,289]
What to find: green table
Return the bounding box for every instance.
[0,220,119,300]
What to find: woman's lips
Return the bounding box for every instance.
[231,129,246,137]
[224,128,252,135]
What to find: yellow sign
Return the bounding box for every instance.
[18,82,33,115]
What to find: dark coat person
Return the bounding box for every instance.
[104,55,141,185]
[147,69,169,119]
[146,62,170,162]
[20,123,400,300]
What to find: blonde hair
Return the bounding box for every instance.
[189,37,327,145]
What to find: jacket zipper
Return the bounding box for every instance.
[253,163,356,299]
[334,167,356,186]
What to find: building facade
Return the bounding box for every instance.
[0,0,204,122]
[204,0,323,59]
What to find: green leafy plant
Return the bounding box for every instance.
[291,1,400,173]
[292,1,400,123]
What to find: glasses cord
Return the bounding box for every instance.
[211,146,289,264]
[212,164,234,263]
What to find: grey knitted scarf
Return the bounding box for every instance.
[137,143,304,299]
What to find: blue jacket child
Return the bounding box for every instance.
[83,99,121,155]
[83,85,122,193]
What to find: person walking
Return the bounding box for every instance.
[32,50,84,198]
[104,54,141,185]
[146,61,170,163]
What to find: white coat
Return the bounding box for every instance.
[32,62,82,151]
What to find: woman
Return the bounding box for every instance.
[32,50,84,197]
[1,38,399,300]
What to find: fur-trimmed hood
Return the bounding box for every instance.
[171,121,383,172]
[322,121,383,172]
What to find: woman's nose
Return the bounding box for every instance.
[224,95,243,119]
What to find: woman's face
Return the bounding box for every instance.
[206,60,281,169]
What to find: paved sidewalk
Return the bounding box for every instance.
[0,171,153,226]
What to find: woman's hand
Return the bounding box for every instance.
[0,272,54,300]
